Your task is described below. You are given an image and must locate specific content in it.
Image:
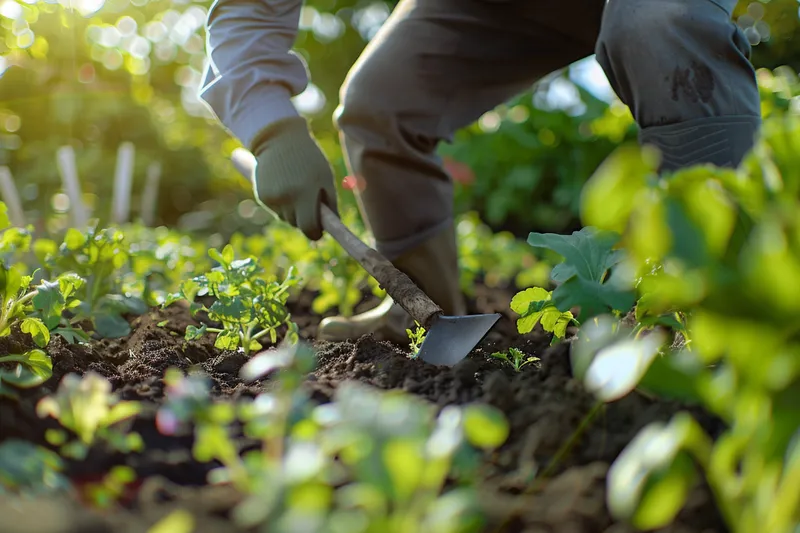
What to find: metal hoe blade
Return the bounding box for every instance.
[416,313,501,366]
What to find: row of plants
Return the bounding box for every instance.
[0,198,540,399]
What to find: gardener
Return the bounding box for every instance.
[199,0,761,344]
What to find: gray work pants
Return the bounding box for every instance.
[333,0,761,260]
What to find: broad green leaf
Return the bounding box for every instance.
[637,358,702,405]
[63,228,87,251]
[383,438,423,503]
[214,329,241,351]
[185,323,208,340]
[32,279,65,330]
[20,318,50,347]
[527,227,624,283]
[463,404,509,450]
[52,327,90,344]
[552,276,636,320]
[0,364,48,389]
[0,349,53,380]
[94,313,131,339]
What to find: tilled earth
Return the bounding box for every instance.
[0,285,728,533]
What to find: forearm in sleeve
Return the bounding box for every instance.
[199,0,308,150]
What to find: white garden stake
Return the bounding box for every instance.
[111,142,135,224]
[140,161,161,226]
[56,145,89,228]
[0,166,25,227]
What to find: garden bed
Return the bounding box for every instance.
[0,283,727,533]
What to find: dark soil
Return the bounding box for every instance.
[0,284,728,533]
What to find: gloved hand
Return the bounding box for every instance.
[251,116,338,241]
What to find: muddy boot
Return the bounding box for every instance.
[316,224,466,344]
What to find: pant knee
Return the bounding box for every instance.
[596,0,759,125]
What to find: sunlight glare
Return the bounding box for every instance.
[0,0,23,20]
[74,0,104,17]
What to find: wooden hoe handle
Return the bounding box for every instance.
[318,204,442,329]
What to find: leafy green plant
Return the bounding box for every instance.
[0,349,53,399]
[165,245,300,355]
[157,337,511,533]
[36,372,143,460]
[0,259,90,347]
[37,225,147,338]
[0,439,69,495]
[490,347,539,372]
[570,110,800,533]
[0,262,50,347]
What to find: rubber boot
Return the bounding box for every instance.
[316,224,466,344]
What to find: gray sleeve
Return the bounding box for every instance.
[199,0,309,150]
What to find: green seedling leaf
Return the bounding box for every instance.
[214,329,241,351]
[463,404,509,450]
[20,318,50,347]
[510,287,575,337]
[32,280,65,330]
[52,327,91,344]
[185,323,208,341]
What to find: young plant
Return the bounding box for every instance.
[490,347,539,372]
[36,372,143,461]
[0,262,49,347]
[165,245,300,356]
[0,349,52,400]
[523,227,636,322]
[37,225,147,338]
[406,321,427,358]
[0,439,69,495]
[0,261,89,348]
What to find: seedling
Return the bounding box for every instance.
[0,439,69,495]
[165,245,300,355]
[490,347,539,372]
[38,225,147,338]
[36,372,143,460]
[406,321,426,358]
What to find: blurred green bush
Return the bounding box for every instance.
[1,0,798,237]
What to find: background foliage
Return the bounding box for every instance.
[1,0,800,239]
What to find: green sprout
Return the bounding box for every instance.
[36,372,143,461]
[406,321,427,358]
[490,347,539,372]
